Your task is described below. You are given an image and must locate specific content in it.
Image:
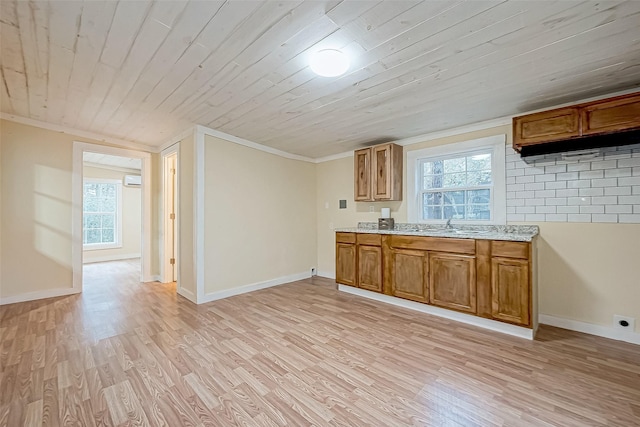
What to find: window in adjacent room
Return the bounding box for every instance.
[407,135,506,224]
[83,179,122,249]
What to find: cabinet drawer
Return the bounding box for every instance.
[491,241,529,259]
[390,235,475,254]
[357,233,381,246]
[336,232,356,244]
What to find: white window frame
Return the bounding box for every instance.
[407,135,506,225]
[82,178,123,250]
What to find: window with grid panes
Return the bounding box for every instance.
[83,180,121,249]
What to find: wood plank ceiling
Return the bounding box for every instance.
[1,1,640,158]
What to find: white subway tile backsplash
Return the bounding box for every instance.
[580,205,605,214]
[568,196,591,205]
[605,168,632,178]
[618,158,640,167]
[555,189,579,197]
[545,165,567,173]
[524,167,545,175]
[535,174,556,182]
[535,190,556,198]
[525,198,546,206]
[525,182,545,191]
[557,206,580,214]
[568,214,591,222]
[579,170,604,179]
[546,198,568,205]
[591,178,618,187]
[516,206,536,214]
[592,196,618,205]
[590,160,617,170]
[567,180,591,189]
[605,205,632,214]
[525,214,546,221]
[515,175,535,184]
[545,181,567,190]
[545,214,568,222]
[592,214,618,223]
[578,188,603,197]
[604,186,631,196]
[567,163,591,172]
[505,143,640,224]
[536,206,556,214]
[618,195,640,204]
[619,214,640,223]
[619,176,640,186]
[556,172,579,181]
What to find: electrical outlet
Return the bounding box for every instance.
[311,267,317,276]
[613,315,635,332]
[369,205,374,212]
[329,222,334,230]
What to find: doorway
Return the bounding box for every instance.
[72,142,152,292]
[82,152,143,282]
[162,147,178,283]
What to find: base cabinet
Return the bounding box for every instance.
[336,232,534,328]
[491,257,530,326]
[429,253,476,314]
[358,245,383,292]
[390,249,428,303]
[336,243,356,287]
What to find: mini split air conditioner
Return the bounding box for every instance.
[123,175,142,187]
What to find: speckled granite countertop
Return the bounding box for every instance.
[335,222,539,242]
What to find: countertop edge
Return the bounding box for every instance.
[334,228,538,242]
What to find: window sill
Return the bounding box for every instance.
[83,244,122,251]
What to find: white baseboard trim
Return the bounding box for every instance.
[317,270,335,280]
[539,314,640,345]
[83,253,141,264]
[0,287,80,306]
[177,287,197,303]
[338,285,534,340]
[200,271,310,304]
[144,275,161,283]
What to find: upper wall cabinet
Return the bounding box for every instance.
[354,143,403,201]
[513,92,640,153]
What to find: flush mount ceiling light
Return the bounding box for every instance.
[309,49,350,77]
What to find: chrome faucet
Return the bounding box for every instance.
[445,218,453,229]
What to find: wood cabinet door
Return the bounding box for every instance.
[336,243,356,286]
[581,93,640,135]
[372,144,392,200]
[491,257,530,326]
[390,249,428,303]
[513,107,580,149]
[354,148,372,201]
[358,245,382,292]
[429,253,476,314]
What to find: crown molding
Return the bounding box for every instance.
[0,113,156,152]
[196,125,316,163]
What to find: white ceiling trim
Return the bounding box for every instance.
[0,112,155,153]
[83,162,142,174]
[157,126,195,152]
[197,125,316,163]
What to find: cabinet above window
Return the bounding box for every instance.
[354,143,403,202]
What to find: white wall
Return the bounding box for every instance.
[203,134,317,296]
[0,119,156,302]
[315,125,640,334]
[82,166,141,263]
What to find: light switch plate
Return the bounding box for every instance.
[339,200,347,209]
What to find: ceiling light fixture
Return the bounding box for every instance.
[309,49,350,77]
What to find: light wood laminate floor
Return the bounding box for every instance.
[1,259,639,426]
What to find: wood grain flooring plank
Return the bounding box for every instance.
[0,260,638,426]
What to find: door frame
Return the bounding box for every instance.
[72,142,153,291]
[161,145,179,284]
